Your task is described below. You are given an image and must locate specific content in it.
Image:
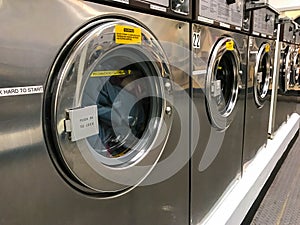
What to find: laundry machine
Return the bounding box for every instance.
[273,17,296,133]
[242,4,278,165]
[0,1,190,224]
[292,22,300,88]
[91,0,192,20]
[191,0,247,223]
[286,22,300,113]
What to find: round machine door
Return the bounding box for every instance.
[280,45,293,92]
[44,19,173,197]
[253,43,271,108]
[206,37,241,130]
[289,46,297,87]
[293,48,300,85]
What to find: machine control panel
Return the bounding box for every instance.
[196,0,244,28]
[132,0,191,19]
[279,18,295,43]
[294,24,300,45]
[251,6,278,38]
[89,0,192,20]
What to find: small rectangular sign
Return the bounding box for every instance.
[192,32,201,49]
[212,80,221,97]
[150,4,167,12]
[257,72,263,83]
[226,40,234,51]
[265,44,270,53]
[0,85,43,97]
[67,105,99,142]
[115,25,141,45]
[90,70,132,77]
[113,0,129,4]
[192,70,207,76]
[198,16,214,24]
[220,22,230,29]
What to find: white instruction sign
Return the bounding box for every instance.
[113,0,129,4]
[67,105,99,142]
[150,4,167,12]
[212,80,221,97]
[193,32,201,49]
[257,72,263,83]
[0,85,43,97]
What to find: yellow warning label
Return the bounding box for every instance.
[265,44,270,52]
[90,70,131,77]
[115,25,141,45]
[226,40,234,51]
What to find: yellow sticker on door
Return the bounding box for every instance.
[115,25,142,45]
[226,40,234,51]
[90,70,132,77]
[265,44,270,52]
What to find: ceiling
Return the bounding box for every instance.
[269,0,300,11]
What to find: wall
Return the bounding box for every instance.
[280,10,300,20]
[269,0,300,11]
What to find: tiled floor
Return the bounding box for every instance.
[248,132,300,225]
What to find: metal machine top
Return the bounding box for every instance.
[245,1,279,38]
[293,22,300,44]
[279,17,296,43]
[196,0,244,30]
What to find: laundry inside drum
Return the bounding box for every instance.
[82,48,163,161]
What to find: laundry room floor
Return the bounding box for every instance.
[242,128,300,225]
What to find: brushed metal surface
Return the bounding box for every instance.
[274,42,297,133]
[243,36,275,165]
[191,23,247,224]
[0,1,190,224]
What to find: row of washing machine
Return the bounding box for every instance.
[270,17,300,137]
[0,1,299,225]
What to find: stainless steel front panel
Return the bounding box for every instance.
[274,41,297,133]
[191,23,247,223]
[243,36,275,165]
[0,1,190,224]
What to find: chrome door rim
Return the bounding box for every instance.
[253,43,271,108]
[206,37,240,130]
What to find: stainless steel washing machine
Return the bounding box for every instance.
[0,1,190,224]
[191,1,247,222]
[291,22,300,89]
[92,0,192,20]
[294,26,300,112]
[286,22,300,114]
[273,17,296,133]
[242,4,278,165]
